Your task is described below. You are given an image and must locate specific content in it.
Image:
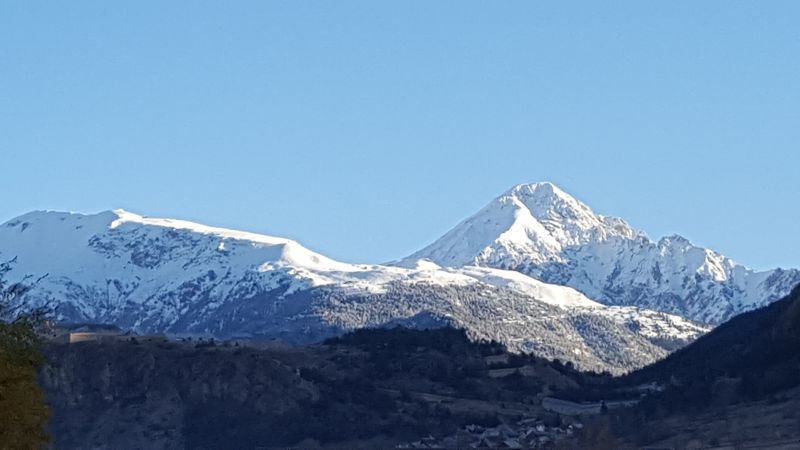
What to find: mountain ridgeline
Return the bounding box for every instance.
[1,183,796,373]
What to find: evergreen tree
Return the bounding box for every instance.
[0,259,50,449]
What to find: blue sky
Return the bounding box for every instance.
[1,2,798,269]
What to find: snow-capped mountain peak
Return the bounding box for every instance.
[403,182,800,324]
[110,209,293,244]
[508,182,643,244]
[403,182,642,269]
[108,209,355,272]
[2,209,356,280]
[507,182,594,224]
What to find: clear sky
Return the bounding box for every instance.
[1,2,798,269]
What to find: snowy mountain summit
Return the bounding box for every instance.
[403,182,641,268]
[0,208,709,374]
[402,182,800,324]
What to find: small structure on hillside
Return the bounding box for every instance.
[50,323,125,344]
[542,396,639,416]
[484,354,511,366]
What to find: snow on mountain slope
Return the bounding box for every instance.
[402,182,800,324]
[0,209,707,373]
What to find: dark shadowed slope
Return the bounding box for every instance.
[572,285,800,448]
[627,283,800,393]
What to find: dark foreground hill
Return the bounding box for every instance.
[590,285,800,448]
[38,285,800,449]
[41,328,602,449]
[629,284,800,402]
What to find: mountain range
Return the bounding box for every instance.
[1,182,796,373]
[403,182,799,324]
